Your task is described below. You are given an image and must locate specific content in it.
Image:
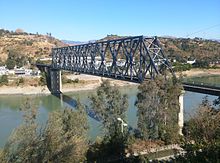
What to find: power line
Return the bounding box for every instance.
[186,23,220,37]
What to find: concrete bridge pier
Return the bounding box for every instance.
[178,90,184,135]
[50,69,62,94]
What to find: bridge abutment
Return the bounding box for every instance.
[178,90,184,135]
[50,69,62,94]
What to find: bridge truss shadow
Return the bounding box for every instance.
[53,93,138,134]
[53,93,101,122]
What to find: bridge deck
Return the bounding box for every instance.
[183,83,220,96]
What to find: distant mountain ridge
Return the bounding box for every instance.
[61,40,86,45]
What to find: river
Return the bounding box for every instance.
[0,75,219,148]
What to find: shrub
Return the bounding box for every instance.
[38,72,47,86]
[16,77,24,86]
[73,78,79,83]
[173,62,192,72]
[0,75,8,86]
[0,99,89,163]
[6,59,16,70]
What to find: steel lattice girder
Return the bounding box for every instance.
[52,36,174,82]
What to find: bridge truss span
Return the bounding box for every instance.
[52,36,173,82]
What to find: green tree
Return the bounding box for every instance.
[6,48,17,69]
[89,80,128,139]
[16,56,27,68]
[6,58,16,69]
[16,77,24,86]
[87,80,129,161]
[135,76,182,144]
[40,100,89,163]
[6,48,28,69]
[176,98,220,162]
[173,62,192,72]
[185,97,220,145]
[193,59,210,68]
[0,99,88,163]
[0,75,8,86]
[38,72,47,86]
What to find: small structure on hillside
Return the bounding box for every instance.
[187,59,196,64]
[0,66,8,75]
[14,68,25,75]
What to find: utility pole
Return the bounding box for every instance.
[117,117,128,134]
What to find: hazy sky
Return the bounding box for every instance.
[1,0,220,41]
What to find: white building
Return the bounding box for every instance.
[0,66,39,76]
[14,68,25,75]
[25,69,33,75]
[187,59,196,64]
[0,66,8,75]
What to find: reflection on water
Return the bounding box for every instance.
[0,85,218,148]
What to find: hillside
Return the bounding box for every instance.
[160,37,220,62]
[0,30,220,67]
[99,35,220,62]
[0,29,66,66]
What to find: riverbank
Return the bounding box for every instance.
[0,69,219,95]
[0,75,137,95]
[0,84,101,95]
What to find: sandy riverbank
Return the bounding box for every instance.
[0,84,101,95]
[0,74,137,95]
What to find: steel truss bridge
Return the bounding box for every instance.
[51,36,173,82]
[36,35,220,96]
